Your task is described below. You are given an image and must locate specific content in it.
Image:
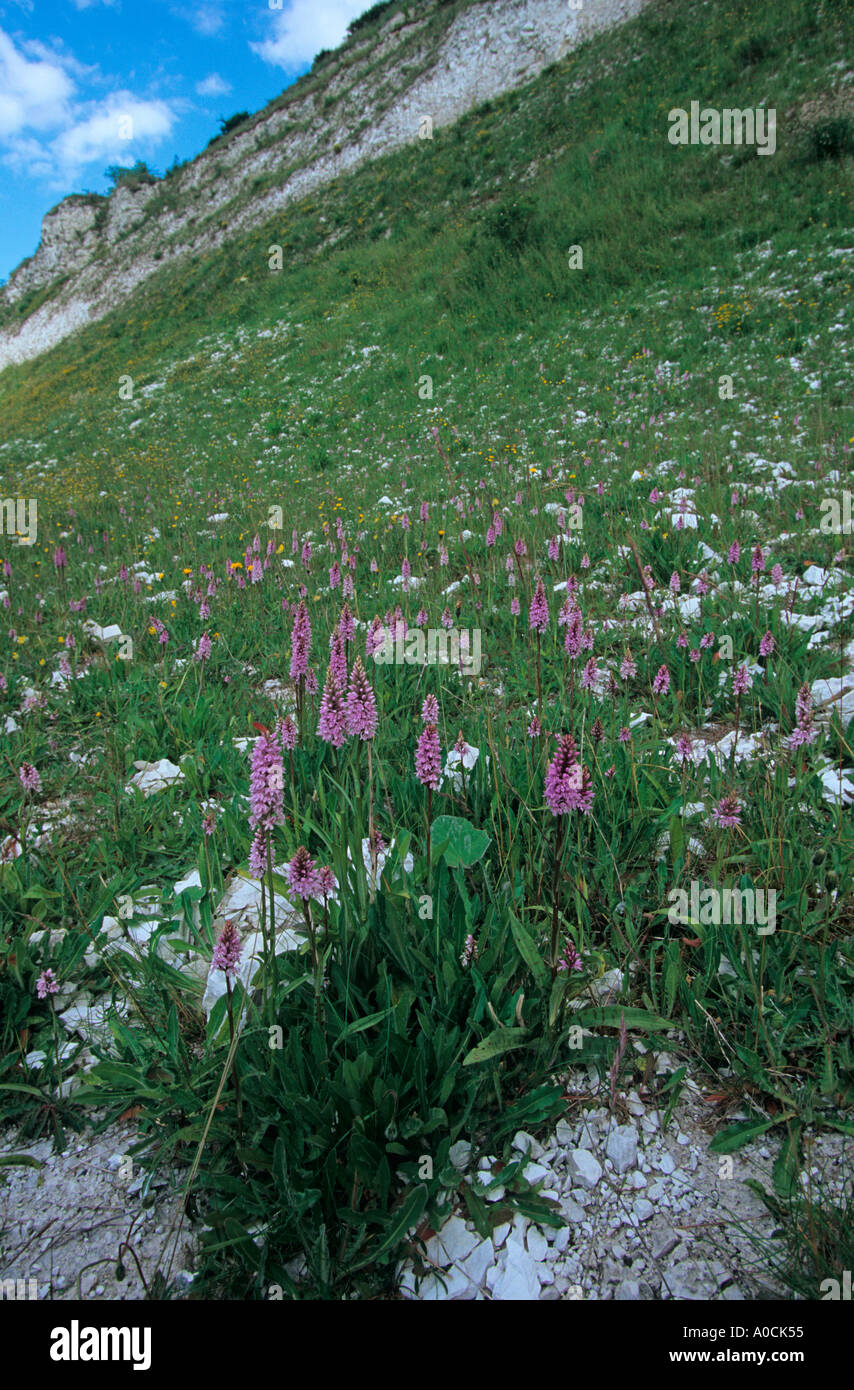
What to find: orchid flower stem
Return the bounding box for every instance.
[265,839,278,1003]
[225,977,243,1144]
[550,815,567,973]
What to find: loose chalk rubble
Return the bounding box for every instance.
[396,1091,851,1301]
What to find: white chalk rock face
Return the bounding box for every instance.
[434,1215,479,1265]
[58,997,129,1044]
[174,869,202,897]
[0,0,651,377]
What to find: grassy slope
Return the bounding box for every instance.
[0,0,853,1298]
[0,0,471,333]
[0,0,850,514]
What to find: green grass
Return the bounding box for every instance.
[741,1175,854,1299]
[0,0,852,1300]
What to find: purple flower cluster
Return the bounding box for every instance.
[788,682,818,748]
[529,577,549,633]
[249,729,285,832]
[652,665,671,696]
[278,714,298,750]
[421,694,438,724]
[556,938,583,973]
[460,934,478,968]
[712,794,742,829]
[289,600,312,682]
[212,919,243,977]
[415,724,441,790]
[248,827,267,879]
[318,668,348,747]
[564,607,583,660]
[346,657,378,741]
[287,847,337,902]
[544,735,594,816]
[18,763,41,793]
[329,626,347,687]
[36,968,59,999]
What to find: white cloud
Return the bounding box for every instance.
[196,71,231,97]
[190,6,225,36]
[69,0,119,9]
[1,130,55,180]
[54,93,175,170]
[251,0,372,70]
[0,29,176,184]
[0,27,75,137]
[19,36,99,84]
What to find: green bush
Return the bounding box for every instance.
[347,1,397,37]
[104,161,157,193]
[482,197,541,256]
[207,113,252,148]
[804,115,854,162]
[220,112,252,138]
[735,34,771,67]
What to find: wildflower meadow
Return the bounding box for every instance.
[0,0,852,1320]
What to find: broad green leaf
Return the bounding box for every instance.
[570,1006,671,1031]
[709,1118,778,1154]
[463,1027,529,1066]
[509,912,548,984]
[510,1191,564,1228]
[430,815,490,868]
[669,814,684,866]
[349,1186,427,1271]
[461,1182,493,1239]
[333,1007,394,1048]
[772,1123,802,1197]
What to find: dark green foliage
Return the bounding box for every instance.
[103,160,157,192]
[482,198,541,257]
[207,113,253,147]
[735,34,771,67]
[219,112,252,138]
[804,115,854,162]
[347,1,397,37]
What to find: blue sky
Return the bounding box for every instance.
[0,0,375,283]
